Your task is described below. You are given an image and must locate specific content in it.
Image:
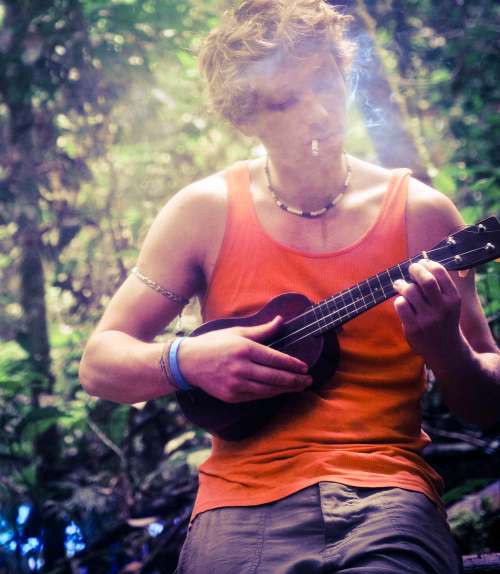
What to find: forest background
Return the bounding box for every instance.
[0,0,498,573]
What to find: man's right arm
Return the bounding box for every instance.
[79,181,208,403]
[79,178,312,405]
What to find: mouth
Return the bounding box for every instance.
[311,129,343,143]
[325,127,345,139]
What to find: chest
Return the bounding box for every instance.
[250,183,388,254]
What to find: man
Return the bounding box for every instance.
[79,1,499,572]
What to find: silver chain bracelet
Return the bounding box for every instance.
[131,267,189,306]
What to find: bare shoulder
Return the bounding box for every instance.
[157,170,228,240]
[350,156,392,190]
[138,170,228,273]
[173,170,228,213]
[406,177,464,254]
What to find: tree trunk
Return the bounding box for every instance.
[2,2,64,569]
[3,2,54,399]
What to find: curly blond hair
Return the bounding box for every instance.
[199,0,355,126]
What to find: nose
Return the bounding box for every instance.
[301,92,330,130]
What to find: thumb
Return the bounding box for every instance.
[238,315,284,342]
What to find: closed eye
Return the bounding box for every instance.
[267,95,299,112]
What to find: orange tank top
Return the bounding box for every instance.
[191,162,444,520]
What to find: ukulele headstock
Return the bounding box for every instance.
[431,216,500,271]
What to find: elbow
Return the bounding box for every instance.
[79,334,109,399]
[79,350,100,398]
[447,399,500,430]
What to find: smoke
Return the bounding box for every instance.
[346,32,385,129]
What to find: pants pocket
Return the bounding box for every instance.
[177,506,267,574]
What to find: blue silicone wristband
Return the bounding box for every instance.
[168,337,194,392]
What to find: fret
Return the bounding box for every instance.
[338,290,352,321]
[386,267,400,292]
[315,299,330,331]
[345,288,359,315]
[372,276,386,303]
[352,285,367,315]
[358,279,376,306]
[324,296,341,328]
[359,279,382,313]
[354,284,366,307]
[396,263,407,281]
[328,292,341,325]
[375,272,388,297]
[344,289,357,319]
[311,304,323,332]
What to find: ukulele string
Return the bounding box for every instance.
[278,243,452,328]
[270,245,487,350]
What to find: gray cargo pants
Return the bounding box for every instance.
[177,482,463,574]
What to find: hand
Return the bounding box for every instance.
[177,315,312,403]
[393,259,462,362]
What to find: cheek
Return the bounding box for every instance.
[261,113,302,138]
[321,91,346,113]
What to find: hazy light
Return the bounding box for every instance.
[65,521,86,558]
[147,522,164,537]
[17,504,31,525]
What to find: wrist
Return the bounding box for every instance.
[427,329,475,378]
[159,337,194,392]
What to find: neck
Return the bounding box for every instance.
[266,148,347,211]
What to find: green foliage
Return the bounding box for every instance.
[449,498,500,554]
[443,478,497,506]
[0,0,498,570]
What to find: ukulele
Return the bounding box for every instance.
[177,216,500,441]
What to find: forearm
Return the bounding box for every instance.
[79,330,177,404]
[427,330,500,428]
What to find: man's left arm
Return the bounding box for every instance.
[393,179,500,428]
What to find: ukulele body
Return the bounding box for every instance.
[176,292,340,441]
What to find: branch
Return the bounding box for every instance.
[87,418,126,467]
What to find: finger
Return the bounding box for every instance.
[243,362,312,388]
[408,262,442,306]
[392,280,422,313]
[419,259,458,296]
[239,315,284,342]
[234,379,309,402]
[393,294,417,324]
[248,341,309,373]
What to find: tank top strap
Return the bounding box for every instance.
[224,160,255,228]
[372,168,412,258]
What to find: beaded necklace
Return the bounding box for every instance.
[264,153,352,218]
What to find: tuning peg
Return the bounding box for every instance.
[446,237,457,245]
[477,224,486,232]
[485,243,495,252]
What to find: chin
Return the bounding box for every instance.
[312,138,344,157]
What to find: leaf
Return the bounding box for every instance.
[432,169,457,196]
[17,406,63,437]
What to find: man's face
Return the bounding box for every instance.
[241,50,347,159]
